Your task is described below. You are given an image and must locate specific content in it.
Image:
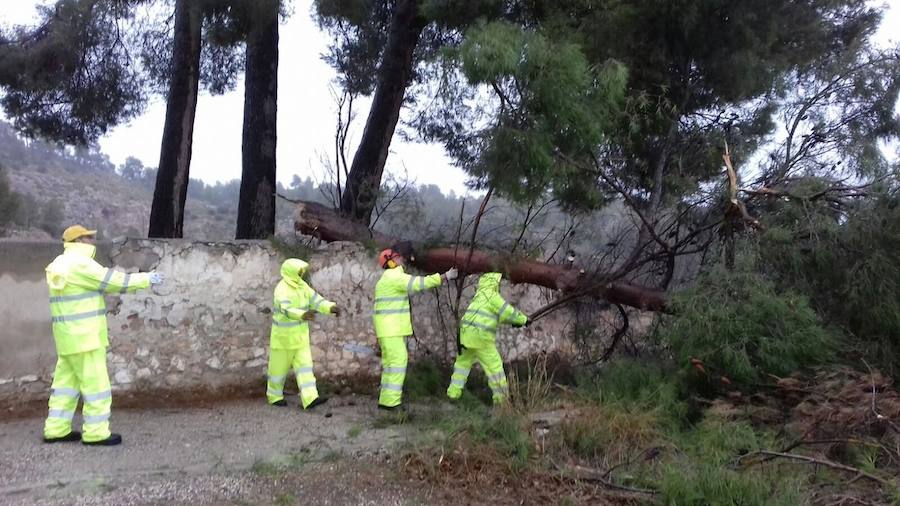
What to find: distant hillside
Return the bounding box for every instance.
[0,120,634,262]
[0,121,244,240]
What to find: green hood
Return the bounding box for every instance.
[477,272,502,294]
[280,258,309,287]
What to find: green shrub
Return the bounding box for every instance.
[758,190,900,375]
[657,268,836,388]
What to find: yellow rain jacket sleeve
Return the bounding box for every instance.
[373,265,442,338]
[270,259,336,349]
[459,273,527,349]
[45,242,151,355]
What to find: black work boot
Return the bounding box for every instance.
[271,399,287,407]
[305,397,329,410]
[43,431,82,443]
[83,433,122,446]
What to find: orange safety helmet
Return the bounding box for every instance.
[379,249,399,269]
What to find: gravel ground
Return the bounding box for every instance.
[0,395,432,505]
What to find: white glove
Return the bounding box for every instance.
[149,272,165,286]
[443,267,459,281]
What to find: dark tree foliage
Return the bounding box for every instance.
[139,0,249,96]
[754,178,900,374]
[417,0,885,211]
[0,0,150,145]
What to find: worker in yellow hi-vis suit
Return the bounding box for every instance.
[44,225,164,446]
[373,244,457,410]
[267,258,341,409]
[447,273,528,404]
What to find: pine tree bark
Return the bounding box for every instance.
[236,0,279,239]
[339,0,426,225]
[149,0,202,238]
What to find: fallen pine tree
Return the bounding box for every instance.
[290,199,668,312]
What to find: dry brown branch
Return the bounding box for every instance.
[723,145,762,231]
[560,463,659,495]
[739,450,895,487]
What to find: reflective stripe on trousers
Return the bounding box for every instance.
[266,347,320,408]
[43,347,113,442]
[378,336,408,407]
[446,344,508,404]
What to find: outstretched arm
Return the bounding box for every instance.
[405,272,443,294]
[307,290,336,315]
[496,297,528,327]
[71,259,151,294]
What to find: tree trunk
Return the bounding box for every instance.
[338,0,426,225]
[236,0,279,239]
[291,199,669,311]
[148,0,202,238]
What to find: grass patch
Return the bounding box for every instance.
[250,459,280,476]
[414,399,532,472]
[373,409,411,428]
[274,493,296,506]
[250,450,314,476]
[557,403,663,468]
[577,358,693,429]
[322,449,344,462]
[658,418,807,505]
[508,353,554,413]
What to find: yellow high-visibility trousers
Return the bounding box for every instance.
[378,335,408,407]
[267,346,319,408]
[43,347,112,442]
[446,344,509,404]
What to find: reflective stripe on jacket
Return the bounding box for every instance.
[373,266,441,338]
[45,242,151,355]
[270,258,335,349]
[460,273,527,349]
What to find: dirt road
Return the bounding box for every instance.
[0,395,434,505]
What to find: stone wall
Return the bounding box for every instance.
[0,239,577,403]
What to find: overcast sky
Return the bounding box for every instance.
[2,0,898,193]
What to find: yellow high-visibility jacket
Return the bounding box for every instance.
[373,266,441,338]
[45,242,151,355]
[460,273,527,349]
[270,258,335,349]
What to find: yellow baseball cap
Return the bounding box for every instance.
[62,225,97,242]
